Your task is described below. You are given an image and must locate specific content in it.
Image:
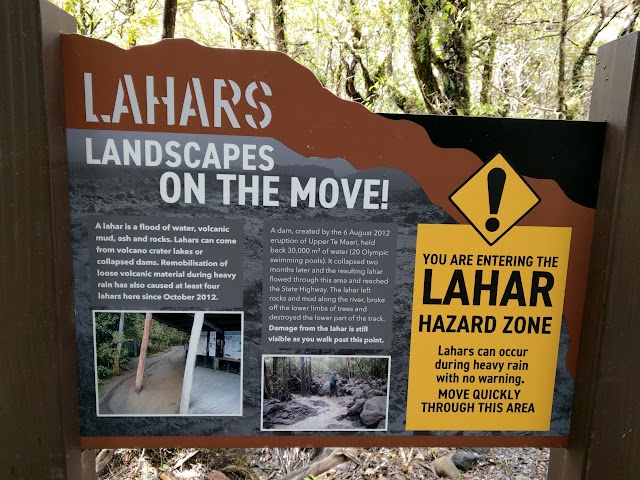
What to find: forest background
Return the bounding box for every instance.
[52,0,638,477]
[53,0,639,120]
[51,0,640,479]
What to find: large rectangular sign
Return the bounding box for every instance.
[406,224,571,431]
[62,35,605,447]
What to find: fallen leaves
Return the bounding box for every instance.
[96,446,549,480]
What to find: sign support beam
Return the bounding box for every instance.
[180,312,206,414]
[0,1,86,478]
[548,31,640,480]
[135,312,154,393]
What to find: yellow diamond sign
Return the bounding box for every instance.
[450,154,540,245]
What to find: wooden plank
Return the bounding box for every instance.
[548,32,640,480]
[135,312,154,393]
[81,450,98,480]
[40,1,89,476]
[180,312,205,414]
[188,369,241,414]
[0,1,86,478]
[80,434,569,450]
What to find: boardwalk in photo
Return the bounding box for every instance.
[188,366,242,415]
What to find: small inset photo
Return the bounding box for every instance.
[94,310,243,416]
[261,355,390,431]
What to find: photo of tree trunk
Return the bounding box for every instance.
[94,310,243,416]
[262,355,390,431]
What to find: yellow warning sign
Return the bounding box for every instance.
[405,224,571,431]
[450,154,540,245]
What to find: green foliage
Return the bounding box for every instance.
[148,318,188,355]
[264,356,388,399]
[55,0,161,46]
[49,0,638,118]
[94,312,187,380]
[95,312,127,379]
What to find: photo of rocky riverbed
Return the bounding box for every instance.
[262,355,390,431]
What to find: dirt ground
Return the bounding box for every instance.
[99,346,185,415]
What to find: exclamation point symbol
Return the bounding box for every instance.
[485,167,506,232]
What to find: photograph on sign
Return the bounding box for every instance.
[261,355,390,431]
[61,35,605,447]
[93,310,243,417]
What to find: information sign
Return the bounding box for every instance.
[61,35,605,447]
[406,224,570,431]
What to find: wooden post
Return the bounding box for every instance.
[548,32,640,480]
[113,312,125,376]
[180,312,205,414]
[135,312,154,393]
[0,1,88,478]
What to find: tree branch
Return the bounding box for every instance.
[278,448,359,480]
[162,0,177,39]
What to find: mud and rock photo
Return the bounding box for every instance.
[94,311,243,416]
[261,355,390,431]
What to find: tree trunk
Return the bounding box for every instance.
[273,356,284,400]
[557,0,569,118]
[162,0,178,39]
[408,0,441,112]
[282,357,290,400]
[243,2,261,48]
[113,312,125,376]
[215,0,263,49]
[480,32,497,106]
[498,63,511,117]
[124,0,137,47]
[264,359,272,399]
[571,15,604,87]
[342,0,380,105]
[409,0,470,114]
[438,0,471,114]
[135,312,153,393]
[343,2,364,103]
[620,0,640,37]
[300,357,309,395]
[568,2,627,119]
[343,56,364,103]
[271,0,286,53]
[382,13,413,112]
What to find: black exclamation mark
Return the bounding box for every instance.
[380,180,389,210]
[485,168,506,232]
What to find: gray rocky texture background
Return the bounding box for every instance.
[70,162,573,438]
